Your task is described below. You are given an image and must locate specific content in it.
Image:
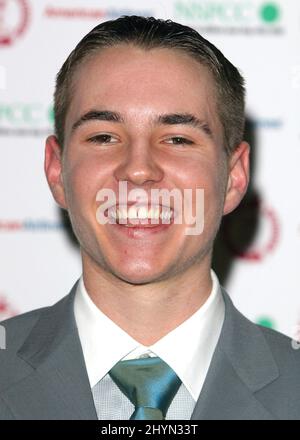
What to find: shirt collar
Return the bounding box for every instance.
[74,270,224,401]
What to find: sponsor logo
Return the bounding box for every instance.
[0,295,18,320]
[174,1,283,35]
[260,2,280,23]
[223,195,280,261]
[256,315,276,329]
[0,219,63,231]
[0,0,30,46]
[252,118,283,129]
[0,102,53,137]
[43,5,152,21]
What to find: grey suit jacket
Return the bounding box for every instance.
[1,282,300,420]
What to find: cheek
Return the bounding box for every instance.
[63,155,112,211]
[178,158,225,214]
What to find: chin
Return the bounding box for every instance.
[109,262,169,285]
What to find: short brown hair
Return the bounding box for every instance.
[54,15,245,155]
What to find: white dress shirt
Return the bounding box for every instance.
[74,269,225,419]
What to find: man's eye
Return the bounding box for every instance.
[166,137,194,146]
[87,134,118,144]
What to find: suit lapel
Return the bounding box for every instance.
[2,283,98,420]
[191,288,279,420]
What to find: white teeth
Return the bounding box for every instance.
[152,207,160,219]
[160,210,171,221]
[110,209,117,219]
[116,208,127,220]
[113,206,172,222]
[121,207,128,219]
[148,208,154,219]
[128,206,138,219]
[137,206,148,219]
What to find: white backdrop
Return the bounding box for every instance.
[1,0,299,338]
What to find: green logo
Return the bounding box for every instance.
[260,3,280,23]
[256,316,276,329]
[174,1,252,23]
[0,103,53,126]
[174,1,282,27]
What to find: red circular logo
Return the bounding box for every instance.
[0,295,18,319]
[0,0,29,46]
[223,195,280,262]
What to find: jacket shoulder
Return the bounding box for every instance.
[257,324,300,365]
[0,306,50,394]
[222,287,300,366]
[1,306,50,352]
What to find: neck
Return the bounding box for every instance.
[81,252,213,346]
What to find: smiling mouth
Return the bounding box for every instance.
[105,205,174,227]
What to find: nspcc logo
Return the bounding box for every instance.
[0,0,30,46]
[174,1,282,34]
[260,2,280,23]
[0,102,53,136]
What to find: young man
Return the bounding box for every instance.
[1,16,300,420]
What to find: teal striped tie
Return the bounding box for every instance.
[108,356,182,420]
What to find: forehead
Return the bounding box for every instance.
[65,45,221,137]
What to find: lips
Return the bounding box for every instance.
[105,204,174,227]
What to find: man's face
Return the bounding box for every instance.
[46,45,249,284]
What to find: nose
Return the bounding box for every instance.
[113,140,164,186]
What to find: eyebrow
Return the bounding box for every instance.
[71,109,213,138]
[72,110,124,132]
[156,113,212,137]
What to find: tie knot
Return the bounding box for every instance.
[108,356,182,420]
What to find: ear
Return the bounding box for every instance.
[44,135,67,209]
[223,141,250,216]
